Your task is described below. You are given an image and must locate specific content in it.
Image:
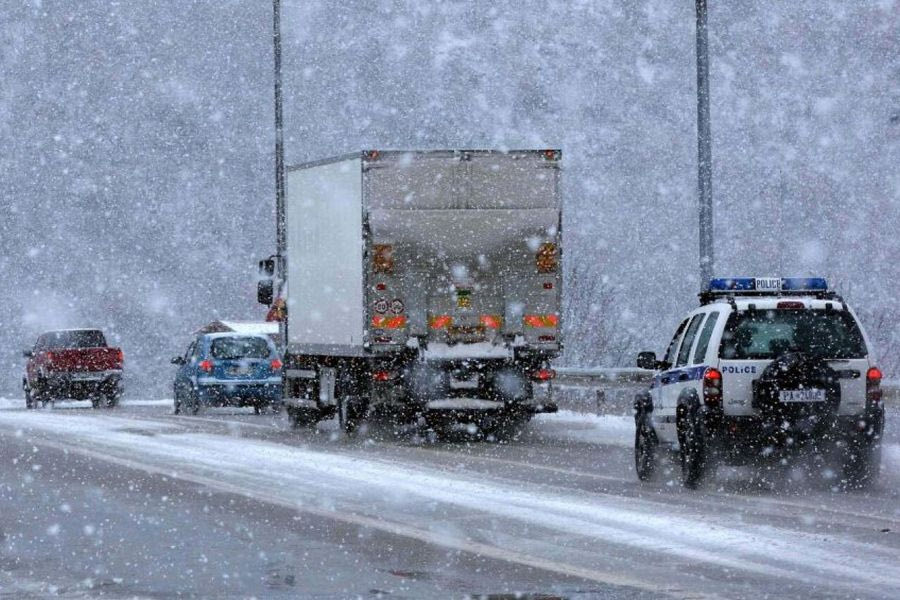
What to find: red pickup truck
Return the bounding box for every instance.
[23,329,124,409]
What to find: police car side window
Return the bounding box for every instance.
[676,314,705,367]
[663,319,689,367]
[692,311,720,364]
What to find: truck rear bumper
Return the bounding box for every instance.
[42,371,122,399]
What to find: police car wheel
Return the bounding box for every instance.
[679,415,707,489]
[634,422,657,481]
[842,439,881,490]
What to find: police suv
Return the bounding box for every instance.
[634,277,884,489]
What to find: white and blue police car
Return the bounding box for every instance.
[634,277,884,489]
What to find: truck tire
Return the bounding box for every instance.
[338,395,365,436]
[287,407,318,428]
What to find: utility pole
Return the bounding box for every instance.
[696,0,714,288]
[273,0,286,263]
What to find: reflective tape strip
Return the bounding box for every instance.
[286,369,316,379]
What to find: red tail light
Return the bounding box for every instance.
[703,367,723,406]
[199,359,214,373]
[480,315,502,329]
[867,366,883,404]
[524,314,559,328]
[372,370,394,382]
[270,358,283,371]
[372,315,406,329]
[429,315,453,329]
[531,368,556,381]
[117,349,124,364]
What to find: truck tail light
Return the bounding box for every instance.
[429,315,453,329]
[270,358,283,371]
[199,360,214,373]
[703,367,722,406]
[479,315,502,329]
[523,314,558,328]
[373,244,394,274]
[372,315,406,329]
[372,370,395,382]
[531,368,556,381]
[536,242,558,273]
[867,366,883,404]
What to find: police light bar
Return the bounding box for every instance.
[707,277,828,294]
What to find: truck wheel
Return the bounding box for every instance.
[287,407,318,428]
[678,412,708,489]
[634,419,658,481]
[338,396,365,436]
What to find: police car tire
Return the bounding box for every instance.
[679,414,707,489]
[634,421,658,481]
[843,439,881,490]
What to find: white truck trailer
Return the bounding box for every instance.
[258,149,562,436]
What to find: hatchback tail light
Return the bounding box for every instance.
[866,366,883,405]
[199,359,214,373]
[116,349,124,364]
[270,358,283,371]
[703,367,723,406]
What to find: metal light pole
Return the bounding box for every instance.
[696,0,714,288]
[273,0,286,261]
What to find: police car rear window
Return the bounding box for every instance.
[719,309,866,360]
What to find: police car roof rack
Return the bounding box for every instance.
[699,277,840,306]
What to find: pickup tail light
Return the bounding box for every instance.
[199,359,214,373]
[116,349,124,364]
[531,368,556,381]
[866,366,883,405]
[703,367,723,406]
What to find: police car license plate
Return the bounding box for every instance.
[779,389,826,403]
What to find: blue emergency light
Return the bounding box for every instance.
[707,277,828,293]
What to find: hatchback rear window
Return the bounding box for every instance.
[210,337,272,360]
[38,330,107,350]
[719,309,866,360]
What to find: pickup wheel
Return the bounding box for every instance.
[24,386,35,410]
[843,438,882,490]
[104,393,120,409]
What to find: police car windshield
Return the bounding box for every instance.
[719,309,866,360]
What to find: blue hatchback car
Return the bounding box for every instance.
[171,333,282,414]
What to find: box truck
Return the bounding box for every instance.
[258,149,561,437]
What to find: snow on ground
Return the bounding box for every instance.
[533,409,634,447]
[1,409,899,596]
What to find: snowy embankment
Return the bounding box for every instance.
[1,408,899,597]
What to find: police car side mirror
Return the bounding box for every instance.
[637,351,658,370]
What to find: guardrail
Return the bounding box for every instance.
[553,367,899,412]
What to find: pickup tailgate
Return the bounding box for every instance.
[46,348,123,372]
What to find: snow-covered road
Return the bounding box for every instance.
[1,400,898,599]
